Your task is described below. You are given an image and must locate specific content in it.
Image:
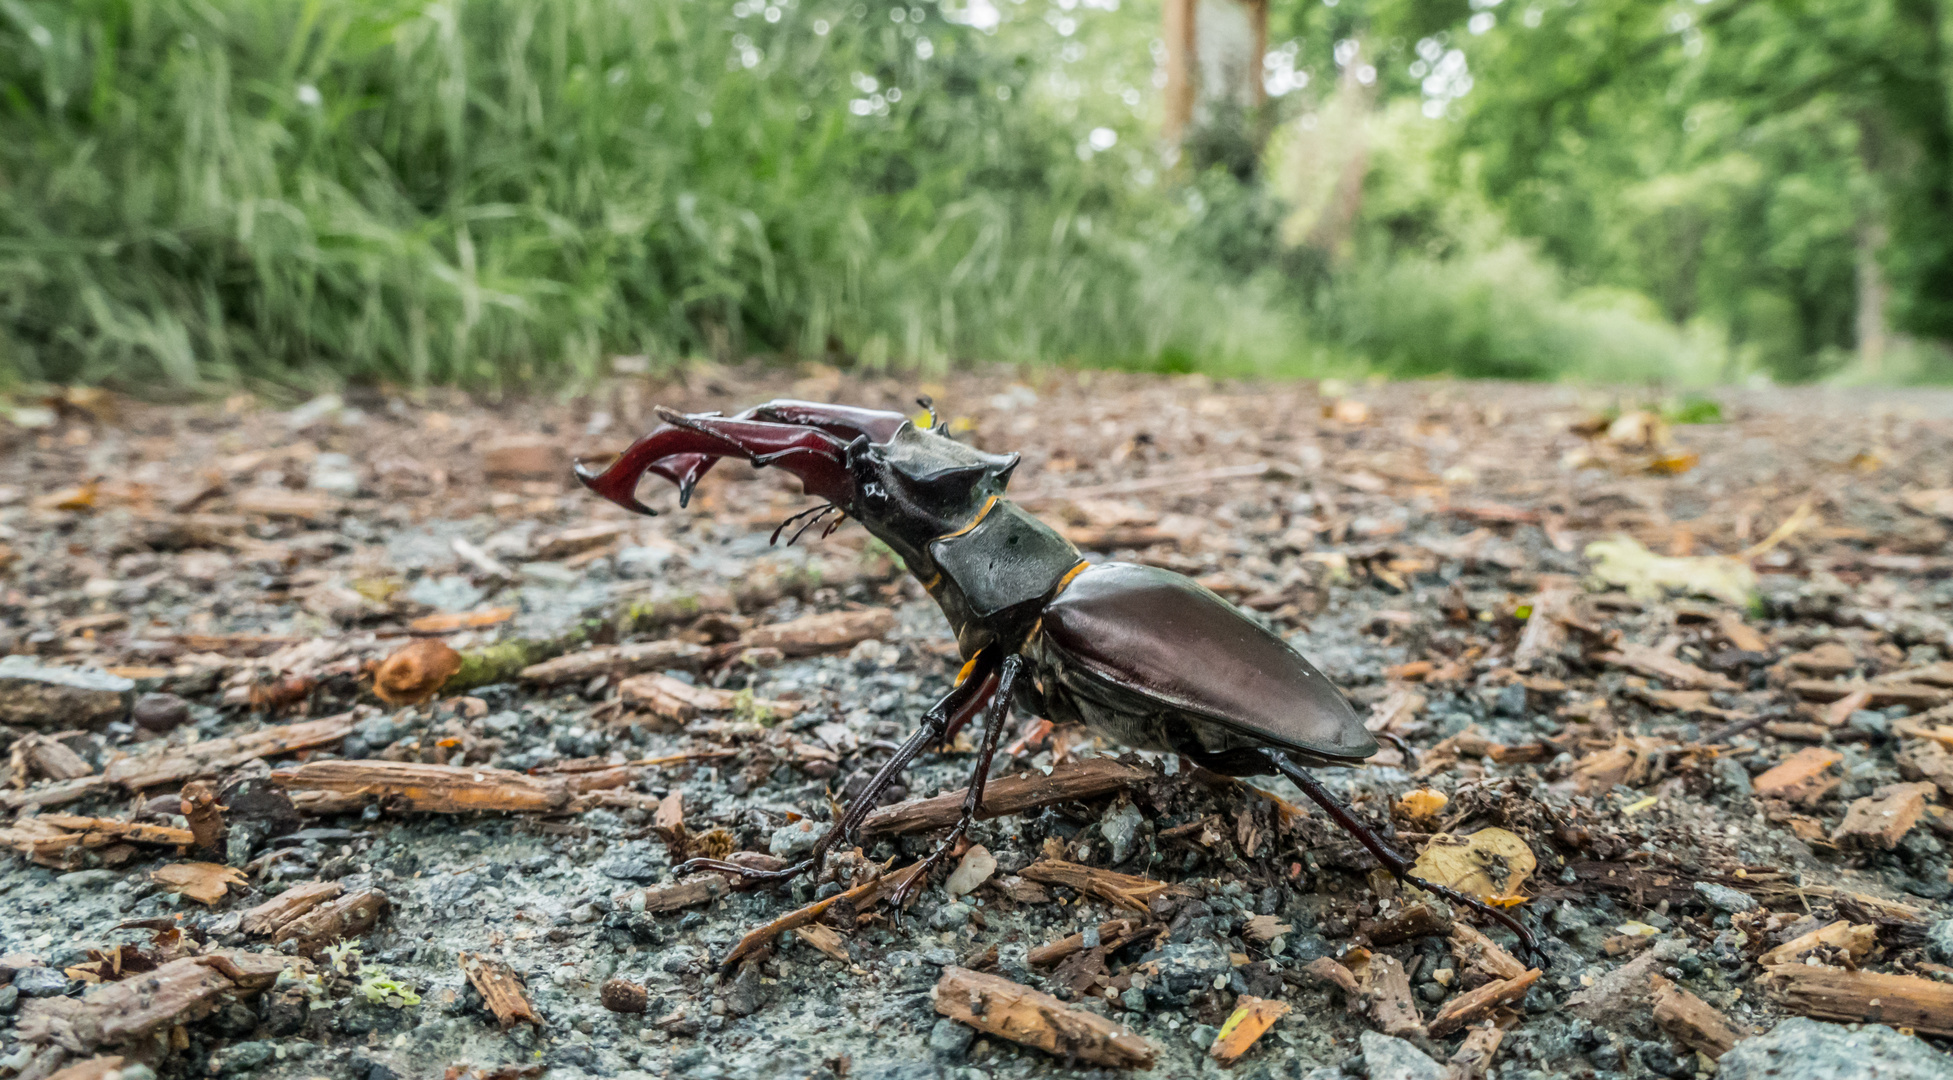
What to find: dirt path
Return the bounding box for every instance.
[2,370,1952,1079]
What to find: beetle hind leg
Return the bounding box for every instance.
[1261,749,1549,969]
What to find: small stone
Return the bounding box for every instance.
[1693,882,1757,913]
[928,1017,975,1060]
[1361,1030,1448,1080]
[1717,1016,1951,1080]
[1927,919,1953,965]
[308,452,361,496]
[1493,683,1529,717]
[1139,939,1233,1006]
[12,966,73,997]
[944,845,996,898]
[1416,981,1446,1003]
[0,656,133,728]
[0,984,18,1014]
[132,691,192,732]
[1188,1024,1219,1050]
[570,903,599,924]
[601,978,649,1014]
[769,819,822,860]
[1099,799,1146,864]
[929,902,972,930]
[721,959,763,1017]
[213,1040,276,1075]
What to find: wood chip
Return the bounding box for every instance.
[240,880,343,937]
[45,1057,128,1080]
[1449,923,1531,981]
[1715,612,1770,654]
[793,923,853,963]
[933,965,1155,1069]
[1303,956,1361,1005]
[1784,641,1856,677]
[231,488,341,521]
[1831,782,1936,850]
[1243,913,1294,944]
[1751,746,1843,805]
[1018,859,1171,913]
[9,733,94,783]
[1359,902,1451,946]
[150,862,246,905]
[1428,968,1541,1037]
[16,952,304,1055]
[407,607,515,633]
[1449,1024,1506,1079]
[1026,918,1152,967]
[460,953,539,1027]
[1760,964,1953,1037]
[517,640,710,685]
[1209,995,1290,1066]
[861,758,1152,836]
[720,861,928,970]
[93,715,350,798]
[618,876,727,915]
[1598,643,1738,691]
[1355,952,1426,1038]
[179,779,226,859]
[1649,972,1746,1058]
[271,760,572,815]
[533,523,628,560]
[1788,679,1950,709]
[616,672,801,723]
[272,888,390,956]
[739,609,895,657]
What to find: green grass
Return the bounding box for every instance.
[0,0,1316,390]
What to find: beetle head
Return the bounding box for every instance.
[846,422,1020,550]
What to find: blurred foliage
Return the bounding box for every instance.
[0,0,1947,388]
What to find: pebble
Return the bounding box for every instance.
[309,452,362,496]
[927,1017,975,1060]
[928,902,972,930]
[1361,1030,1448,1080]
[0,656,133,728]
[1717,1017,1951,1079]
[769,820,822,860]
[1927,919,1953,965]
[1693,882,1757,913]
[1099,800,1146,864]
[1138,939,1233,1006]
[12,966,73,997]
[132,691,192,732]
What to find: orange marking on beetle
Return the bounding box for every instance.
[1050,560,1091,597]
[954,652,983,687]
[933,495,1000,542]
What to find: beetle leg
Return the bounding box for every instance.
[888,654,1025,913]
[1262,749,1549,969]
[676,649,1005,889]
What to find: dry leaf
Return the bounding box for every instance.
[373,639,463,705]
[151,862,248,905]
[1410,828,1536,902]
[1585,535,1756,607]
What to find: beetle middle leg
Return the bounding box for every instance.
[677,649,1005,888]
[1261,749,1548,968]
[887,654,1025,911]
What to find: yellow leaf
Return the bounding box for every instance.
[1410,827,1536,902]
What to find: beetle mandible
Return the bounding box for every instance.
[576,399,1543,964]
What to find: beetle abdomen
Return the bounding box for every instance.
[1031,562,1376,764]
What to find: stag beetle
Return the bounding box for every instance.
[576,399,1542,964]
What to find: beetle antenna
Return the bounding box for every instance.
[916,396,943,432]
[787,504,842,546]
[770,502,835,546]
[1262,749,1549,969]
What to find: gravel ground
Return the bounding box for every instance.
[3,369,1953,1079]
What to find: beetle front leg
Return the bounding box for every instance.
[888,654,1025,913]
[1262,749,1549,969]
[676,649,1005,889]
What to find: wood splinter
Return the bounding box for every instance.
[933,965,1156,1069]
[460,953,540,1027]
